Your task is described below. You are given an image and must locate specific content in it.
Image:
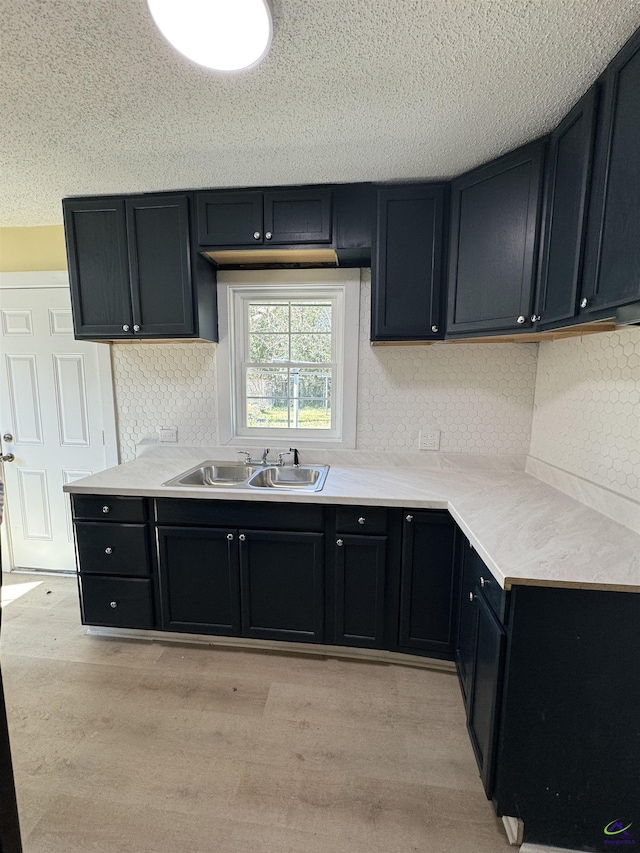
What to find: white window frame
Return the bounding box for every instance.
[216,269,360,449]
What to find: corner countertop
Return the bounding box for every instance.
[64,448,640,594]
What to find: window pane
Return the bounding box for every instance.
[249,304,289,333]
[290,332,331,363]
[249,333,289,363]
[291,303,332,332]
[294,401,332,429]
[246,367,289,400]
[290,369,331,430]
[247,399,290,428]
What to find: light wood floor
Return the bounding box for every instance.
[1,572,512,852]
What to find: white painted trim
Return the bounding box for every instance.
[0,270,69,288]
[101,347,119,467]
[502,815,524,846]
[520,844,585,853]
[216,269,360,450]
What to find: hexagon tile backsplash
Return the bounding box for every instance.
[530,328,640,502]
[111,275,538,462]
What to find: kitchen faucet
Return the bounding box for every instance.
[238,448,300,467]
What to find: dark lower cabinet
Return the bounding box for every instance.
[157,526,241,635]
[455,539,477,706]
[398,511,457,655]
[79,575,155,629]
[239,530,324,643]
[467,592,506,798]
[334,535,387,649]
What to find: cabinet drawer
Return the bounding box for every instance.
[80,576,155,629]
[156,499,324,532]
[335,506,387,535]
[72,495,147,523]
[75,522,150,576]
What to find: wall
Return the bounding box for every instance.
[529,328,640,505]
[111,272,538,461]
[0,225,67,271]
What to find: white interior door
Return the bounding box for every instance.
[0,273,118,571]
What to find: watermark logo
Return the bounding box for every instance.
[604,820,636,846]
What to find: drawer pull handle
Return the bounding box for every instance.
[102,506,110,514]
[480,576,489,588]
[104,547,113,555]
[227,533,234,541]
[469,592,475,602]
[405,514,413,523]
[336,539,344,546]
[358,517,366,525]
[110,601,118,609]
[239,534,246,541]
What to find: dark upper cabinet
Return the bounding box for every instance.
[239,530,324,643]
[264,188,332,244]
[64,198,132,338]
[371,184,447,341]
[447,139,546,335]
[333,183,375,266]
[398,511,457,655]
[157,526,241,636]
[535,87,598,329]
[196,191,263,246]
[581,29,640,315]
[126,195,195,337]
[196,187,333,247]
[63,193,216,341]
[467,591,506,798]
[334,535,387,649]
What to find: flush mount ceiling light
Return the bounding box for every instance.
[147,0,273,72]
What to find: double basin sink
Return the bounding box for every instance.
[163,461,329,492]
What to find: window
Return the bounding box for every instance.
[217,270,360,448]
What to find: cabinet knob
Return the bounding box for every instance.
[580,297,589,309]
[405,514,413,523]
[431,325,439,333]
[102,505,110,514]
[517,316,526,324]
[336,539,344,546]
[253,231,261,240]
[480,576,488,588]
[239,534,246,541]
[122,324,130,332]
[469,591,475,602]
[265,231,272,240]
[133,324,141,332]
[104,547,113,555]
[531,314,541,322]
[110,601,118,609]
[227,533,234,541]
[357,517,366,525]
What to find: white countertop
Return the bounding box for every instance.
[64,448,640,594]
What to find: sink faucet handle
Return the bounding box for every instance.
[237,451,252,465]
[289,447,300,467]
[276,451,292,466]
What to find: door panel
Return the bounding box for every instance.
[455,539,477,707]
[196,191,264,246]
[157,526,241,635]
[0,286,115,570]
[264,189,333,244]
[239,530,324,642]
[126,195,195,336]
[63,198,132,337]
[334,535,386,648]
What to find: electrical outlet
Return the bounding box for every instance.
[418,429,441,451]
[158,427,178,443]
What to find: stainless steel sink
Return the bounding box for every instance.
[163,461,258,488]
[247,465,328,491]
[163,461,329,492]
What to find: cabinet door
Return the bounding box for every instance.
[447,140,545,335]
[467,592,506,797]
[535,87,598,329]
[196,191,264,246]
[455,539,477,707]
[63,198,133,338]
[398,511,457,655]
[263,189,332,244]
[239,530,324,642]
[157,526,240,635]
[334,535,386,649]
[125,195,195,337]
[582,29,640,315]
[371,185,447,341]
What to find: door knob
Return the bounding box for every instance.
[3,434,13,442]
[1,453,15,463]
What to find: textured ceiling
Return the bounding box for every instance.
[1,0,640,226]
